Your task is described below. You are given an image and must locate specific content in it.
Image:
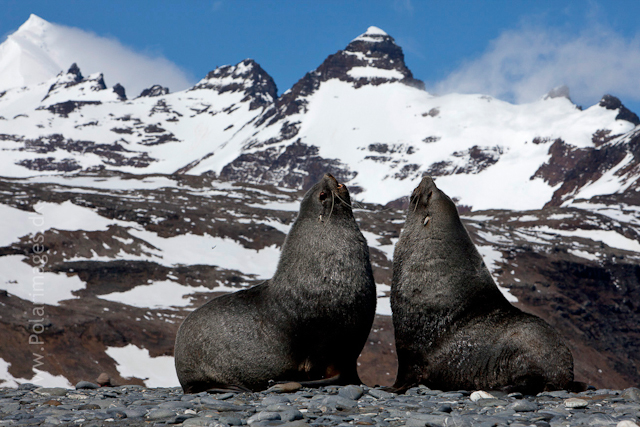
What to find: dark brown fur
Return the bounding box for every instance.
[391,176,574,394]
[174,174,376,393]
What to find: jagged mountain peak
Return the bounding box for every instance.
[316,26,424,89]
[352,26,390,42]
[38,63,128,107]
[16,14,51,35]
[137,84,170,98]
[600,94,640,126]
[43,64,107,100]
[255,27,424,128]
[0,15,61,91]
[544,85,571,101]
[191,59,277,110]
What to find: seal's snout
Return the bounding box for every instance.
[411,176,437,208]
[322,173,349,197]
[418,176,437,195]
[324,173,339,185]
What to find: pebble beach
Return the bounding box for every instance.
[1,382,640,427]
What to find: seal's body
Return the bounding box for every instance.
[391,177,573,394]
[175,174,376,393]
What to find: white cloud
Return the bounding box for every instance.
[0,15,195,98]
[432,24,640,108]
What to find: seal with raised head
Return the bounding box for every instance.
[391,176,574,394]
[175,173,376,393]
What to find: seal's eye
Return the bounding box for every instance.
[319,191,328,201]
[423,216,431,226]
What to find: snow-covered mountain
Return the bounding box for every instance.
[1,23,638,210]
[0,14,191,97]
[1,18,639,390]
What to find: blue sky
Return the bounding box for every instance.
[2,0,640,113]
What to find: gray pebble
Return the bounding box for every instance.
[586,413,618,425]
[368,388,395,399]
[215,392,236,400]
[474,398,508,407]
[436,404,452,413]
[509,399,539,412]
[247,411,281,424]
[199,396,252,411]
[168,413,197,424]
[124,406,147,418]
[622,388,640,403]
[159,400,194,409]
[34,387,69,397]
[220,415,244,425]
[105,407,127,419]
[280,408,303,422]
[406,413,450,426]
[75,381,100,390]
[338,385,363,401]
[17,383,39,391]
[183,417,226,427]
[280,422,309,427]
[310,395,357,410]
[146,407,177,420]
[565,398,589,409]
[262,395,291,406]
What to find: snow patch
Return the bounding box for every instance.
[0,357,73,388]
[0,255,85,306]
[532,226,640,253]
[100,280,220,309]
[105,344,179,388]
[347,67,404,80]
[476,244,518,303]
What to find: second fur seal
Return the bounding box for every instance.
[175,173,376,393]
[391,176,574,394]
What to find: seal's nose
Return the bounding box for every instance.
[418,176,437,194]
[324,173,338,185]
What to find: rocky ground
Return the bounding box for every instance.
[1,172,639,389]
[1,382,640,427]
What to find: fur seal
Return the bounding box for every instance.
[390,176,574,394]
[174,173,376,393]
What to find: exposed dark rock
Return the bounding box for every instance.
[536,131,639,207]
[532,139,591,187]
[40,100,102,117]
[67,63,83,80]
[6,133,157,170]
[600,94,640,125]
[424,145,503,176]
[42,64,108,102]
[112,83,127,101]
[220,140,358,191]
[137,84,170,98]
[16,157,81,172]
[191,59,277,111]
[592,129,619,147]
